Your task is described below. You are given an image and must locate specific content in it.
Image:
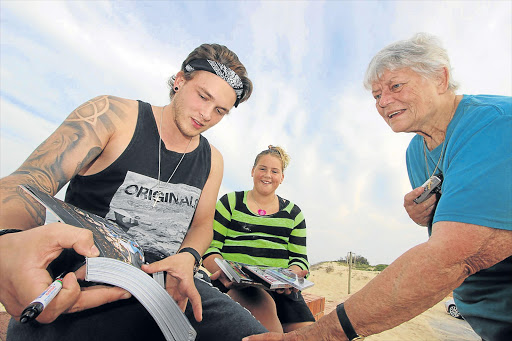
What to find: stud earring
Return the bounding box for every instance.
[174,86,179,91]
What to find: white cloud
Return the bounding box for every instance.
[0,99,58,176]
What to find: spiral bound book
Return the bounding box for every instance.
[20,184,196,341]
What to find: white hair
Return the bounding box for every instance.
[364,32,459,91]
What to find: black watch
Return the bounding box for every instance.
[336,303,364,341]
[178,247,201,273]
[0,229,22,237]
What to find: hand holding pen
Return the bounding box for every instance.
[0,224,131,323]
[20,272,67,323]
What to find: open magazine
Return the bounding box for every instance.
[266,267,315,291]
[215,258,314,291]
[20,185,196,341]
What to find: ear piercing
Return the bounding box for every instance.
[174,86,179,91]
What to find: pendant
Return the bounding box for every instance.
[257,209,266,216]
[152,190,162,208]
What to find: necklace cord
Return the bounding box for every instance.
[249,190,276,215]
[423,138,446,179]
[422,95,459,179]
[151,105,193,206]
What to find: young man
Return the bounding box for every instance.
[0,43,268,340]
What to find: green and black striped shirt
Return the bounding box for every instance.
[204,191,309,271]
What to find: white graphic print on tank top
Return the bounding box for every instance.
[105,171,201,256]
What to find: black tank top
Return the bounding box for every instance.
[65,100,211,257]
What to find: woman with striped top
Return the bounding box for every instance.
[202,145,315,333]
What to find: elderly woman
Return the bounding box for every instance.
[245,33,511,341]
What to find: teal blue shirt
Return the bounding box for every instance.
[406,95,512,340]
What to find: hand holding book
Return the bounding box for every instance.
[272,267,310,295]
[209,266,236,291]
[142,252,203,322]
[18,185,197,341]
[0,223,130,324]
[214,258,314,292]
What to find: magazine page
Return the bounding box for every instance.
[224,260,256,284]
[215,259,265,288]
[265,268,314,291]
[20,185,144,268]
[242,265,291,290]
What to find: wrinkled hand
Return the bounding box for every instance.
[210,269,234,290]
[275,268,308,295]
[142,253,202,322]
[404,187,438,227]
[0,223,131,323]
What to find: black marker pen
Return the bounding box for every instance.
[20,274,65,323]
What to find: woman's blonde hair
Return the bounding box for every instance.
[253,145,290,172]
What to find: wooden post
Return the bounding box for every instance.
[347,252,352,294]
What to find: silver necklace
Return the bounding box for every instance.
[151,105,193,207]
[249,190,276,216]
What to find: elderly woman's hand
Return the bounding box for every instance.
[404,187,438,227]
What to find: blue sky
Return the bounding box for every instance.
[1,0,511,265]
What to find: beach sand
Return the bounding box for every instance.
[305,261,480,340]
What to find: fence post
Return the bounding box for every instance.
[347,252,352,294]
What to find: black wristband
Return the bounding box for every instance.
[0,229,22,237]
[178,247,201,273]
[336,303,363,340]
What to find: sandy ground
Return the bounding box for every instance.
[0,262,481,340]
[305,262,480,340]
[0,304,8,341]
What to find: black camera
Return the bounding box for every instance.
[414,174,443,204]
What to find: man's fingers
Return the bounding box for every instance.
[47,223,99,258]
[66,284,131,314]
[185,285,203,322]
[35,272,81,323]
[141,259,167,274]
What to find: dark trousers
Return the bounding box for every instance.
[8,274,268,341]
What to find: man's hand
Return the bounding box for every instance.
[0,223,131,323]
[142,253,203,322]
[404,187,438,227]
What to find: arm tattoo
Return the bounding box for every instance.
[14,96,118,193]
[67,96,111,127]
[1,96,127,225]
